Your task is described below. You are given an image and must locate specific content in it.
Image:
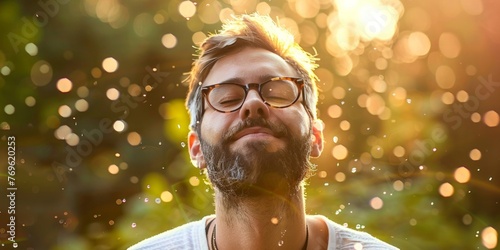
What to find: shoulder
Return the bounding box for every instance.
[308,215,399,250]
[127,215,213,250]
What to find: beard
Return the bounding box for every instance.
[199,117,315,209]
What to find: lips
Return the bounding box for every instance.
[232,127,276,141]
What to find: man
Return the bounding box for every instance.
[129,13,398,250]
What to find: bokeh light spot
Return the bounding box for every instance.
[462,214,473,225]
[483,110,499,127]
[65,133,79,146]
[408,31,431,56]
[57,78,73,93]
[102,57,119,73]
[332,86,346,99]
[25,43,38,56]
[441,92,455,105]
[25,96,36,107]
[393,146,405,157]
[31,60,53,86]
[295,0,319,19]
[108,164,119,175]
[335,172,346,182]
[91,67,102,78]
[256,2,271,15]
[162,33,177,49]
[198,0,221,24]
[271,217,279,225]
[471,112,481,123]
[58,105,72,118]
[461,0,484,16]
[333,55,353,76]
[160,191,173,202]
[127,132,141,146]
[128,84,142,97]
[113,120,127,132]
[375,57,388,70]
[360,152,372,165]
[75,99,89,112]
[327,105,342,118]
[192,31,207,46]
[77,86,89,98]
[456,90,469,102]
[219,8,235,23]
[391,87,407,101]
[435,65,456,89]
[340,120,351,131]
[318,171,327,178]
[153,12,166,24]
[469,148,482,161]
[370,197,384,210]
[1,66,11,76]
[189,176,200,186]
[466,65,477,76]
[370,77,387,93]
[439,32,461,58]
[366,93,386,115]
[4,104,15,115]
[179,1,196,18]
[106,88,120,100]
[409,218,417,226]
[393,180,404,191]
[454,166,471,183]
[332,145,348,160]
[371,145,384,158]
[55,125,72,140]
[332,0,402,43]
[481,226,498,249]
[130,176,139,184]
[439,182,454,197]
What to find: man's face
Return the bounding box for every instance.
[188,47,323,200]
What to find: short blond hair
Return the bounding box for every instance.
[185,13,319,129]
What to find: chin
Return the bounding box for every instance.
[220,150,304,198]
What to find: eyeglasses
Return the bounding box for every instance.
[201,77,305,113]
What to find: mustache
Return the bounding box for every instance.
[222,118,289,143]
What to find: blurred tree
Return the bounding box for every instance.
[0,0,498,249]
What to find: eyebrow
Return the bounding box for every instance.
[215,74,278,85]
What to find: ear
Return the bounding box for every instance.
[188,131,206,170]
[310,119,324,158]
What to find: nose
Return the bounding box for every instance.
[239,89,270,120]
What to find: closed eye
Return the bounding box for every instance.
[218,96,242,106]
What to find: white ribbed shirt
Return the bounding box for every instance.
[128,215,398,250]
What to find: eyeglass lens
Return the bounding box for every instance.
[207,79,299,112]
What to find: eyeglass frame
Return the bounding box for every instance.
[200,76,307,114]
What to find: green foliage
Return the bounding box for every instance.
[0,0,498,249]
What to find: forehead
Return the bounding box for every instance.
[203,47,298,86]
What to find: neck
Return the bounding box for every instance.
[212,185,308,250]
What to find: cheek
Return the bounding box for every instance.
[200,112,233,143]
[276,109,311,137]
[297,120,311,138]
